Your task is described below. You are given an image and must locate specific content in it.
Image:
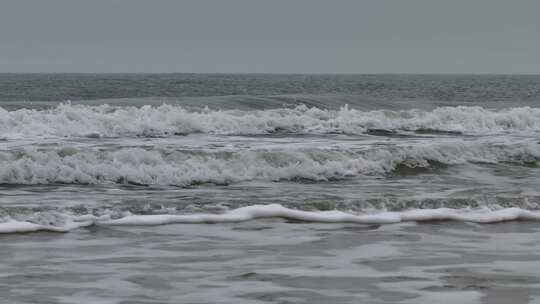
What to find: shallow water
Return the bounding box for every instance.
[2,221,540,304]
[1,74,540,303]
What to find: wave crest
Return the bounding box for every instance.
[2,104,540,139]
[3,204,540,234]
[1,141,538,185]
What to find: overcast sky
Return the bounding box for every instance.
[1,0,539,73]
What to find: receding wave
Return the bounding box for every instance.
[2,104,540,139]
[1,141,538,185]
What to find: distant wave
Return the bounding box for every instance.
[1,141,538,185]
[2,104,540,139]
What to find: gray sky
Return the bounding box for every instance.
[1,0,539,73]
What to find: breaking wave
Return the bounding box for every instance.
[1,141,538,185]
[2,104,540,139]
[3,204,540,234]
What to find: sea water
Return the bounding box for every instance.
[1,74,540,303]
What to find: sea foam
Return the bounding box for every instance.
[104,204,540,226]
[2,204,540,234]
[0,218,93,233]
[2,104,540,139]
[0,141,538,185]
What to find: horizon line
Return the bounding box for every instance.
[1,72,540,76]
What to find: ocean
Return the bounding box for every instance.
[1,74,540,303]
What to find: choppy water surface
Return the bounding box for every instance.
[1,74,540,303]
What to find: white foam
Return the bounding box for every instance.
[100,204,540,226]
[2,104,540,139]
[2,204,539,234]
[0,139,538,185]
[0,219,93,233]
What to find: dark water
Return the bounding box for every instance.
[1,74,540,303]
[2,74,540,110]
